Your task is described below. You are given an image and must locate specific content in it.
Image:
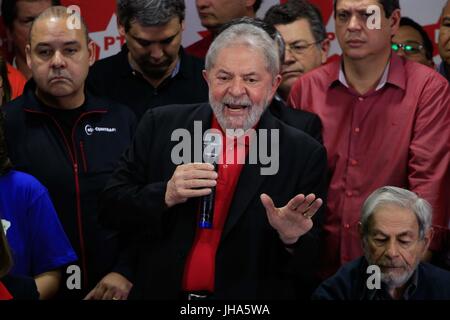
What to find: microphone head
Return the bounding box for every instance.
[203,132,222,165]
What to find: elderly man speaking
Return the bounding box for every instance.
[100,23,328,300]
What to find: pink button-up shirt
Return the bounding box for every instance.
[289,53,450,279]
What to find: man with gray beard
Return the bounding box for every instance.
[313,186,450,300]
[100,23,328,299]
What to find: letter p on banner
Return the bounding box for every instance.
[67,5,81,30]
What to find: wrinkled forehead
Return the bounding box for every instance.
[369,205,420,236]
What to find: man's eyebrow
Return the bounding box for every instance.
[34,41,81,49]
[397,231,414,238]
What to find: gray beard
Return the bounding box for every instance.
[209,92,271,132]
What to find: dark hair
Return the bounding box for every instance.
[1,0,61,30]
[218,17,285,65]
[0,111,13,177]
[0,55,12,104]
[333,0,400,18]
[399,17,434,60]
[254,0,263,12]
[117,0,185,32]
[264,0,327,43]
[0,214,13,278]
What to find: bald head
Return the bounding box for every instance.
[29,6,89,45]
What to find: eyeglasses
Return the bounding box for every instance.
[391,42,424,55]
[285,39,323,56]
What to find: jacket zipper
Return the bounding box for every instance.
[79,140,88,173]
[24,109,107,291]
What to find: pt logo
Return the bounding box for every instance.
[66,265,81,290]
[366,265,381,290]
[85,125,94,136]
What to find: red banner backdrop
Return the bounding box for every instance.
[0,0,446,63]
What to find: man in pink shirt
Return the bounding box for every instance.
[289,0,450,279]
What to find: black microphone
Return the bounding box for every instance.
[199,133,221,229]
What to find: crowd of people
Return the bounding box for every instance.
[0,0,449,301]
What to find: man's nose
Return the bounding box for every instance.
[148,44,164,60]
[50,51,66,68]
[348,14,363,31]
[385,240,400,258]
[228,78,246,96]
[284,47,297,65]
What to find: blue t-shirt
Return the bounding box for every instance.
[0,170,77,276]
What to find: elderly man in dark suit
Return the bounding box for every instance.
[100,23,328,300]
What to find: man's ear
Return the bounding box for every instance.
[25,44,32,69]
[87,40,96,66]
[390,9,401,36]
[320,38,331,64]
[271,74,282,97]
[422,227,434,252]
[202,69,209,85]
[118,22,126,37]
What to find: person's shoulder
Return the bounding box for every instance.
[275,102,319,122]
[2,92,28,113]
[1,275,39,300]
[147,102,209,119]
[298,59,338,85]
[404,59,448,88]
[312,257,365,300]
[420,262,450,283]
[0,170,47,196]
[274,111,323,152]
[87,93,136,120]
[181,49,205,68]
[90,50,124,73]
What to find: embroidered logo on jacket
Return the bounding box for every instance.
[85,124,117,136]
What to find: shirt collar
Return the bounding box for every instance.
[332,52,406,92]
[338,60,390,91]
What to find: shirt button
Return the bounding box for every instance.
[223,164,228,169]
[350,159,358,166]
[346,191,353,197]
[354,127,360,133]
[358,97,364,101]
[344,224,350,229]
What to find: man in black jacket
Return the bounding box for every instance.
[3,6,136,300]
[101,23,328,299]
[87,0,209,120]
